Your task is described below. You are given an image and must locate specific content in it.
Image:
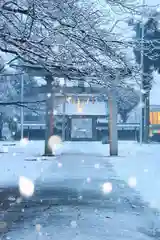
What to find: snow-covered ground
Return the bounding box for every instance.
[63,141,160,211]
[0,140,109,188]
[111,142,160,210]
[0,140,55,187]
[0,139,160,213]
[2,140,160,239]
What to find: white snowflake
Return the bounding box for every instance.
[58,162,62,168]
[20,138,29,146]
[86,177,91,183]
[94,163,100,169]
[102,182,112,194]
[70,220,77,228]
[19,176,35,197]
[128,177,137,188]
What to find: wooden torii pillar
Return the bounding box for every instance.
[44,75,54,156]
[108,74,119,156]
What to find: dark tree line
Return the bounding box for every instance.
[130,12,160,141]
[133,13,160,90]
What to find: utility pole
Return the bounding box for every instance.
[139,0,145,144]
[144,91,150,142]
[20,74,24,140]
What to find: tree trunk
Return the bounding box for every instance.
[44,76,54,156]
[139,93,145,143]
[62,78,66,141]
[0,125,2,140]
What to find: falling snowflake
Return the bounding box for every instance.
[48,135,62,153]
[53,109,58,115]
[20,138,29,146]
[94,163,100,169]
[19,176,35,197]
[47,93,51,98]
[128,177,137,188]
[70,220,77,228]
[86,177,91,183]
[57,162,62,168]
[102,182,112,194]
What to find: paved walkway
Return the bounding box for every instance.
[0,153,159,240]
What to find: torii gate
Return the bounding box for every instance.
[11,63,119,156]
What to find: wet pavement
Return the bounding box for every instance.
[0,154,160,240]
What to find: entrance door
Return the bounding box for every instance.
[71,117,93,141]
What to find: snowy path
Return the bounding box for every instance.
[0,154,155,240]
[1,140,160,239]
[1,140,160,209]
[1,152,160,240]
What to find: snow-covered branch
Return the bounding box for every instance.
[0,0,142,89]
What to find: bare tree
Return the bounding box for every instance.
[0,0,137,86]
[0,0,142,154]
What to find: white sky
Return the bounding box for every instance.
[145,0,160,5]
